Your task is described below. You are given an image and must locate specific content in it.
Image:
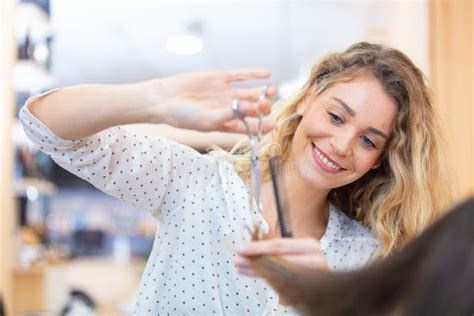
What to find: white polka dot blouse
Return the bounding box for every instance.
[20,92,381,315]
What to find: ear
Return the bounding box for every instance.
[371,161,381,169]
[296,98,309,116]
[296,105,304,116]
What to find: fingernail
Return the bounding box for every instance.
[233,256,244,266]
[237,267,255,276]
[234,256,250,267]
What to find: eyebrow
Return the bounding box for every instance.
[332,97,356,117]
[331,97,389,139]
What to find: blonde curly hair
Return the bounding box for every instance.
[211,42,453,255]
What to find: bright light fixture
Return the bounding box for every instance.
[26,185,39,201]
[166,35,203,55]
[34,42,49,63]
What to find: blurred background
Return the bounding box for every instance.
[0,0,472,315]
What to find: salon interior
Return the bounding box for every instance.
[0,0,472,315]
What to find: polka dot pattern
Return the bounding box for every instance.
[20,93,381,315]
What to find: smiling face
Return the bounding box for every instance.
[288,72,398,190]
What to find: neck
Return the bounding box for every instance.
[283,169,330,238]
[262,162,331,240]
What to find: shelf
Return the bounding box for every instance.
[14,177,56,197]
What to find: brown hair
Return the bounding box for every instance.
[250,197,474,316]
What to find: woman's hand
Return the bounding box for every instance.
[234,238,329,277]
[146,69,277,134]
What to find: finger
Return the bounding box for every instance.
[237,238,321,256]
[280,254,329,271]
[235,86,277,102]
[234,255,251,269]
[233,97,273,117]
[219,117,276,135]
[236,266,260,277]
[213,98,272,127]
[245,99,273,116]
[235,252,327,270]
[225,69,271,82]
[263,86,278,98]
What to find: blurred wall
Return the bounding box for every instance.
[0,1,16,315]
[430,0,474,200]
[48,0,429,86]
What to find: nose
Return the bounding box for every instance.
[330,132,354,157]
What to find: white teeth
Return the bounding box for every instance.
[313,145,341,171]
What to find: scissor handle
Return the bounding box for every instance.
[232,99,254,141]
[232,98,264,215]
[257,86,268,141]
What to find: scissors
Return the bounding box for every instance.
[232,86,268,218]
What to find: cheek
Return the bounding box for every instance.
[353,151,382,172]
[300,114,332,137]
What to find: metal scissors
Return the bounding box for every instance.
[232,86,268,216]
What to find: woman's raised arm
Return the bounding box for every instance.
[27,69,276,140]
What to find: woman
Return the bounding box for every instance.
[20,42,450,314]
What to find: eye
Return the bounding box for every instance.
[328,112,344,125]
[360,135,376,149]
